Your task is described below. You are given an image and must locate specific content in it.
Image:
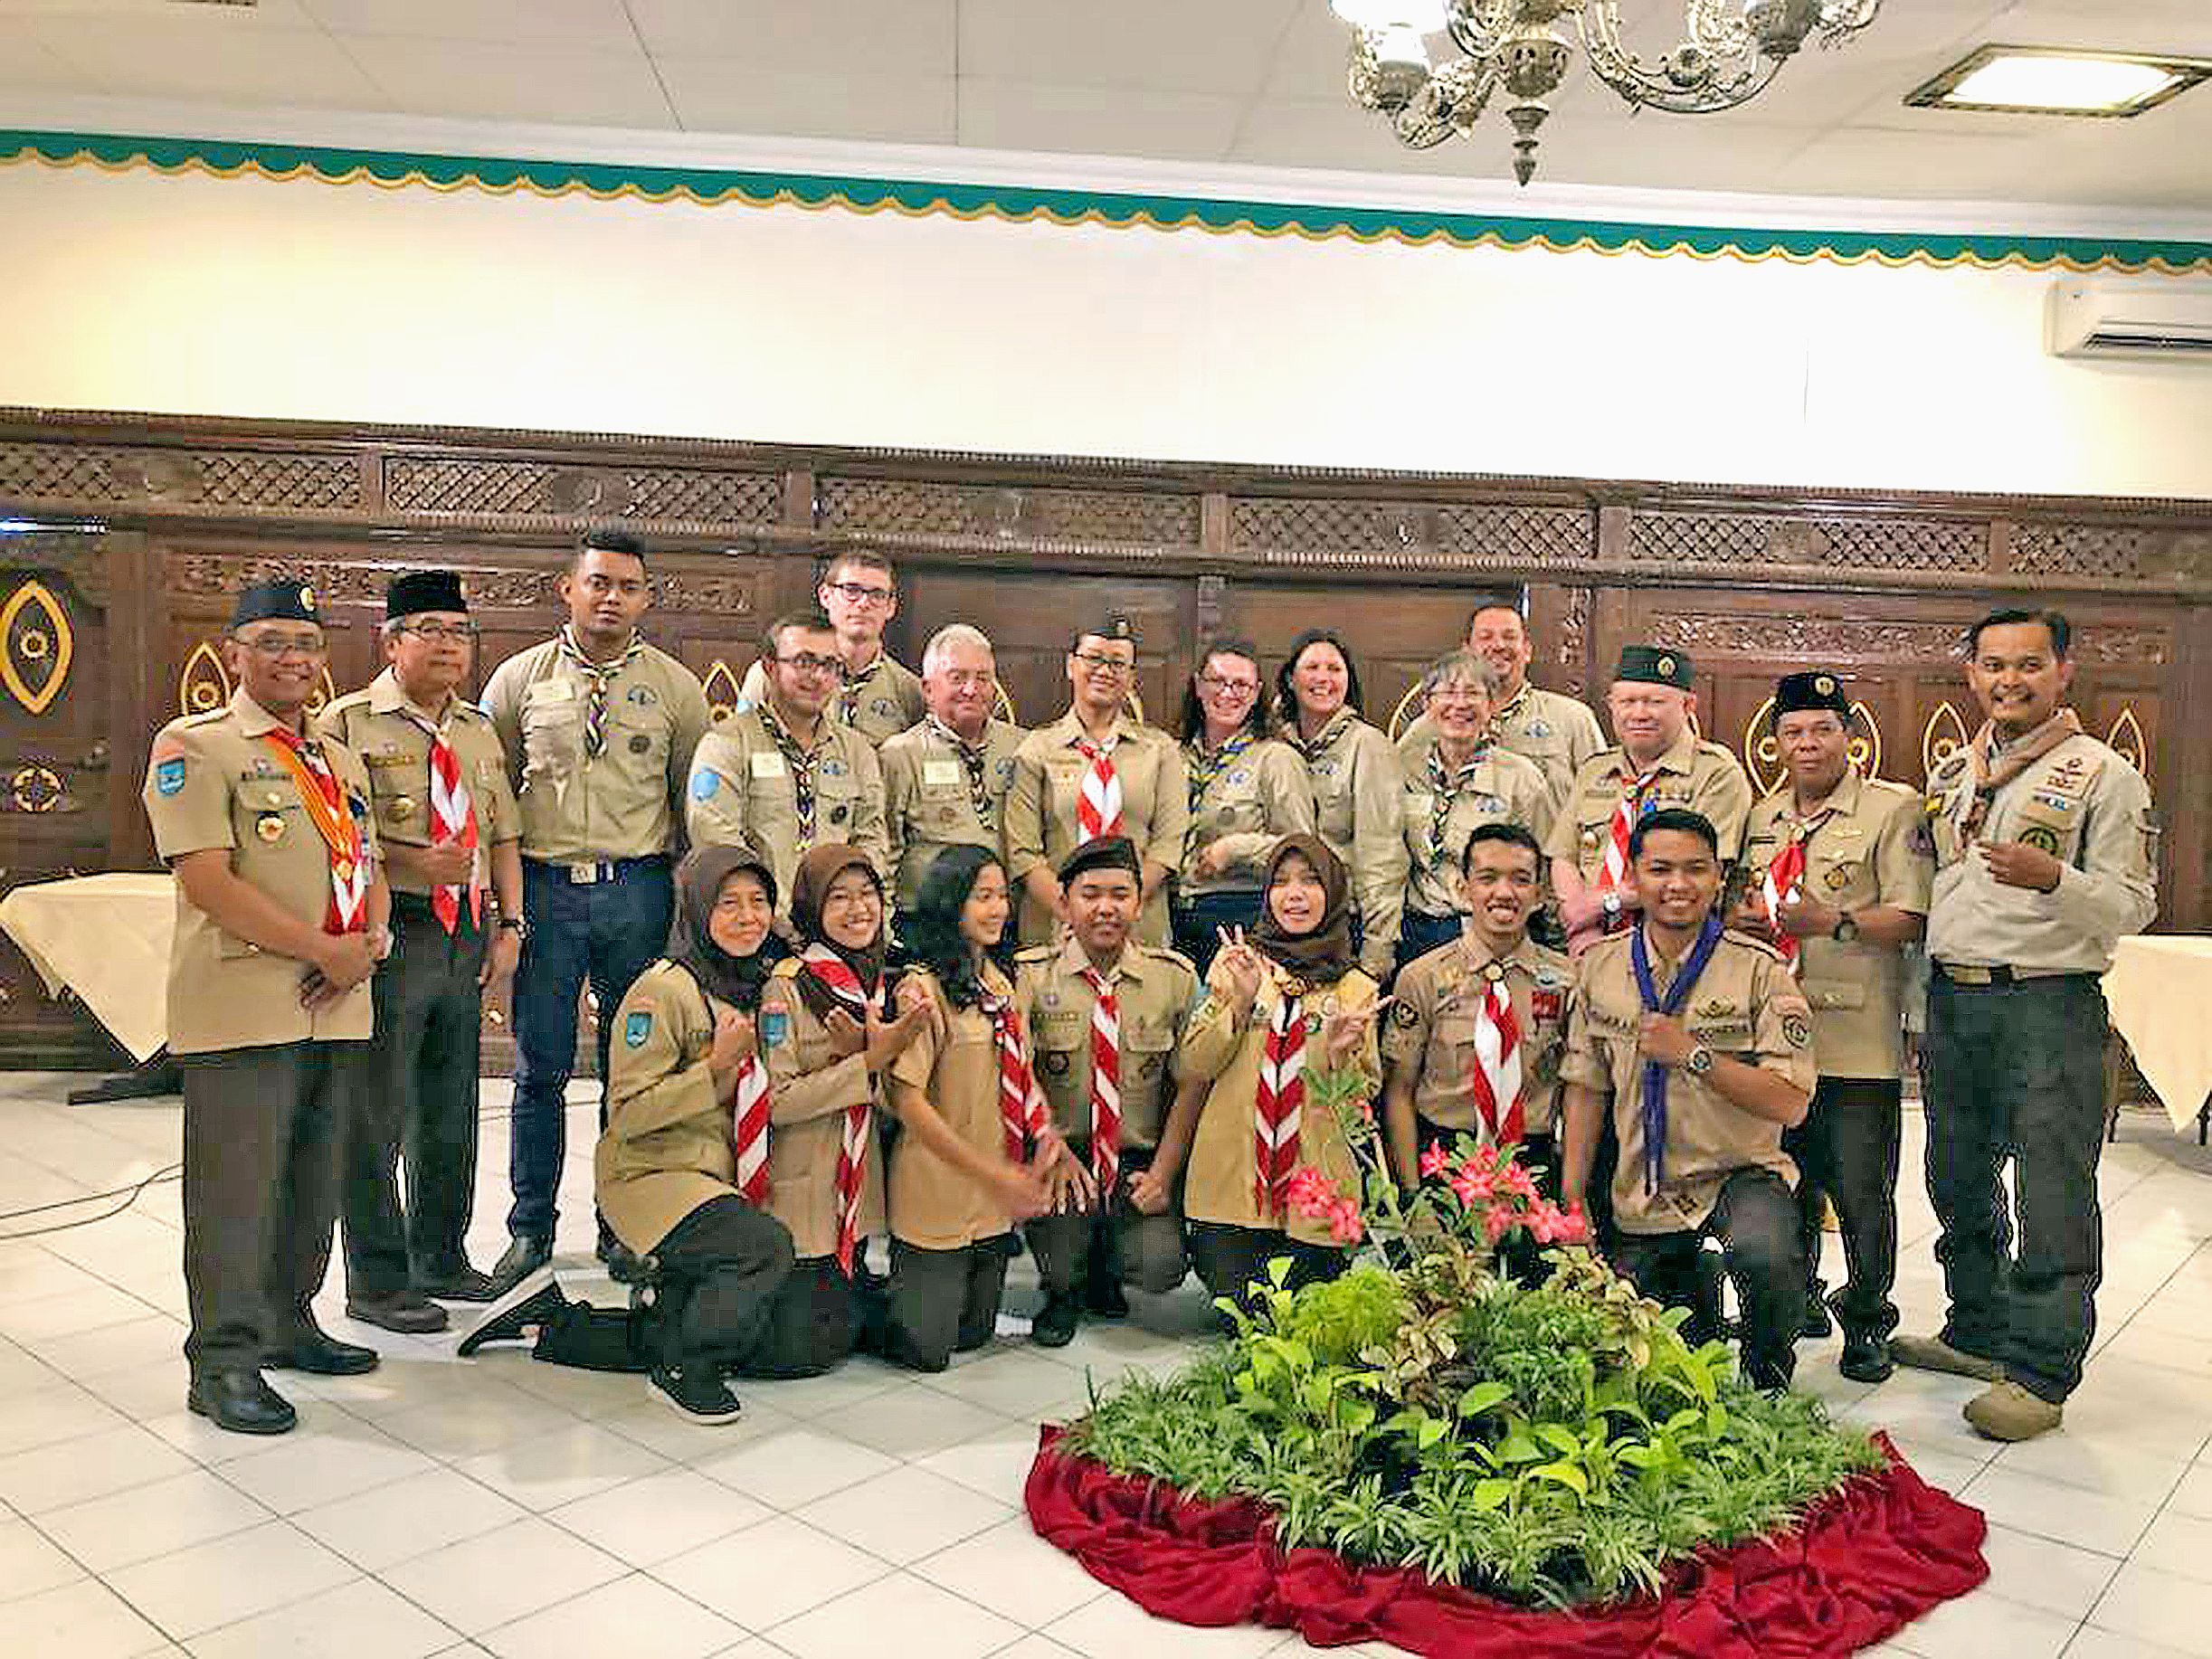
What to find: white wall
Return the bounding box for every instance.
[5,156,2211,499]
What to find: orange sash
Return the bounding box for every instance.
[261,732,368,932]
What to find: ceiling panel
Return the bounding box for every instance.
[627,0,954,71]
[339,36,674,128]
[658,58,955,144]
[959,0,1302,98]
[959,79,1245,160]
[303,1,637,48]
[27,14,385,106]
[0,16,91,87]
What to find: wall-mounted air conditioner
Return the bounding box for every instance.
[2047,278,2212,358]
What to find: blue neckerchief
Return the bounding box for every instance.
[1630,912,1726,1196]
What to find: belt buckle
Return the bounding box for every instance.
[1944,962,1995,986]
[568,861,603,886]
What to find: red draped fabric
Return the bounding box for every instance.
[1025,1425,1987,1657]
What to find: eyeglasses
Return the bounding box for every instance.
[398,621,479,643]
[1429,685,1488,706]
[823,581,895,607]
[1198,674,1259,697]
[937,670,994,691]
[776,652,848,678]
[1071,651,1135,676]
[234,632,327,659]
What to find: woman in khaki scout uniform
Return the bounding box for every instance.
[1153,835,1382,1314]
[1274,630,1407,982]
[1173,640,1316,976]
[1396,650,1558,973]
[1004,619,1189,950]
[883,846,1084,1370]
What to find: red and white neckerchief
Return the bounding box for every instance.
[982,988,1050,1160]
[1759,806,1837,972]
[1078,965,1123,1193]
[1254,988,1307,1216]
[1075,735,1125,840]
[731,1045,773,1206]
[404,706,481,934]
[1599,766,1664,906]
[260,725,369,934]
[800,943,878,1275]
[1467,962,1526,1146]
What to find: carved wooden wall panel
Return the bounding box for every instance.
[0,407,2207,1069]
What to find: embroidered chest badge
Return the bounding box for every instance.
[624,1010,652,1048]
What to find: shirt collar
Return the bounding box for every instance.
[230,688,295,738]
[1054,709,1132,747]
[366,667,456,723]
[1059,936,1135,983]
[1454,931,1542,980]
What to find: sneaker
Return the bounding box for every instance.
[1889,1332,2001,1382]
[648,1365,743,1424]
[1838,1332,1894,1385]
[1965,1379,2063,1442]
[456,1266,564,1358]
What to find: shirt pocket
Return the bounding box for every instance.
[1123,1016,1174,1090]
[813,760,869,839]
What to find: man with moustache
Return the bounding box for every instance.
[1736,672,1931,1384]
[1015,837,1200,1345]
[739,551,924,745]
[317,572,524,1327]
[1398,601,1605,799]
[479,530,713,1287]
[880,623,1025,930]
[1896,608,2157,1442]
[143,578,391,1433]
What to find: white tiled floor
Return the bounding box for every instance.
[3,1075,2212,1657]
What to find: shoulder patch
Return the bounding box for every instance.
[154,757,187,796]
[688,769,720,801]
[623,1010,653,1048]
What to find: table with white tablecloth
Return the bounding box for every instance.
[0,873,178,1100]
[2103,935,2212,1140]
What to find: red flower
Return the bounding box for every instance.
[1448,1161,1496,1207]
[1325,1199,1365,1246]
[1418,1142,1451,1180]
[1482,1203,1516,1244]
[1529,1202,1590,1246]
[1498,1161,1539,1202]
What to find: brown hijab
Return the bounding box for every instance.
[1253,833,1357,985]
[666,846,777,1011]
[787,843,888,1021]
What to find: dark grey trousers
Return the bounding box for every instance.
[885,1237,1010,1372]
[1185,1221,1348,1318]
[1025,1142,1189,1299]
[1609,1168,1806,1391]
[1783,1076,1903,1341]
[1922,972,2109,1403]
[181,1040,357,1374]
[344,897,486,1296]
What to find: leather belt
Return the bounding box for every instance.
[527,854,667,886]
[1932,962,2091,988]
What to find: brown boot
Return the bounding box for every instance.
[1888,1332,2000,1382]
[1964,1380,2063,1442]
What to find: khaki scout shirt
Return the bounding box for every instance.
[1284,710,1407,980]
[740,649,926,748]
[1400,683,1606,801]
[594,961,735,1254]
[684,706,889,917]
[1561,928,1816,1236]
[314,668,519,898]
[885,962,1021,1250]
[479,636,711,863]
[1383,934,1574,1138]
[1742,772,1932,1080]
[1015,937,1199,1150]
[1544,731,1756,877]
[142,689,379,1055]
[1005,712,1189,948]
[1398,735,1559,919]
[1925,727,2158,975]
[759,958,887,1261]
[880,716,1025,914]
[1178,963,1382,1246]
[1181,735,1316,898]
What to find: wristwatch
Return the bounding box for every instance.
[1600,892,1624,922]
[1683,1045,1715,1077]
[1830,910,1859,944]
[498,916,529,942]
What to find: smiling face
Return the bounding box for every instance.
[1195,649,1262,740]
[960,860,1011,950]
[1606,681,1692,763]
[224,620,328,716]
[1631,829,1722,933]
[1427,674,1494,746]
[1466,606,1532,696]
[1067,632,1136,718]
[819,865,882,953]
[707,870,774,959]
[923,635,996,738]
[385,609,473,700]
[1289,641,1348,723]
[768,623,843,724]
[1458,839,1541,951]
[1967,620,2074,737]
[1266,851,1329,936]
[1067,867,1140,959]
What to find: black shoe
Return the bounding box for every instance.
[648,1365,743,1424]
[491,1235,552,1294]
[262,1322,380,1376]
[187,1369,297,1436]
[599,1240,644,1285]
[1799,1294,1834,1340]
[456,1266,565,1357]
[347,1291,451,1334]
[1839,1332,1895,1384]
[415,1261,500,1303]
[1030,1292,1080,1349]
[1085,1276,1129,1320]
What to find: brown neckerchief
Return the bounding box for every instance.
[1960,708,2083,843]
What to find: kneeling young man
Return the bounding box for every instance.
[1560,808,1817,1390]
[1015,837,1200,1345]
[1382,823,1573,1194]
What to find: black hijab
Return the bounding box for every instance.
[666,846,778,1012]
[1253,833,1357,986]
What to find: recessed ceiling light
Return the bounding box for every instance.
[1906,44,2212,117]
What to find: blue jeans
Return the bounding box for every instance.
[508,856,674,1241]
[1172,888,1262,979]
[1395,908,1464,979]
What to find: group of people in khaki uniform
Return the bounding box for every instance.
[147,526,2154,1447]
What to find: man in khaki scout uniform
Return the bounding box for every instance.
[1548,646,1753,954]
[1397,650,1558,972]
[881,622,1024,926]
[687,609,888,915]
[1735,671,1932,1384]
[1005,615,1189,948]
[479,530,713,1287]
[1015,837,1200,1345]
[738,550,925,746]
[1561,808,1817,1392]
[143,578,392,1435]
[1383,823,1573,1197]
[316,572,524,1329]
[1398,600,1605,799]
[1895,607,2158,1443]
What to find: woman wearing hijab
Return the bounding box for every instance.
[882,844,1087,1370]
[755,844,934,1374]
[1151,834,1386,1311]
[455,848,799,1422]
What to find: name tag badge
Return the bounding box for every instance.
[750,751,786,780]
[923,759,963,787]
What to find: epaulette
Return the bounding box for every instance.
[319,688,370,716]
[1723,928,1788,962]
[178,708,230,728]
[1013,943,1058,964]
[1136,942,1199,977]
[768,957,802,980]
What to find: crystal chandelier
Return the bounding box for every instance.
[1334,0,1884,185]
